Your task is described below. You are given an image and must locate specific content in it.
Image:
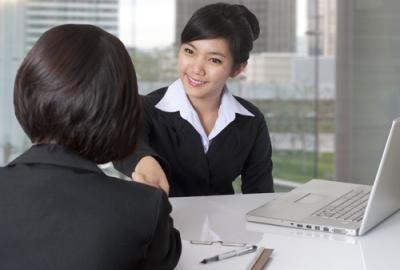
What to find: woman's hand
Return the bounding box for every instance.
[132,156,170,195]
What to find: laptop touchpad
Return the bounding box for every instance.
[294,193,325,204]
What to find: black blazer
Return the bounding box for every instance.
[114,88,274,197]
[0,144,181,270]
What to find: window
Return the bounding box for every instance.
[2,0,398,191]
[0,0,334,188]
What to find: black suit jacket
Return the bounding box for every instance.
[0,144,181,270]
[114,88,274,197]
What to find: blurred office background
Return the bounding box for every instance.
[1,0,399,191]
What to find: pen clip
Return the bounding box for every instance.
[237,245,258,256]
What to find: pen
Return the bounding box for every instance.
[200,245,258,264]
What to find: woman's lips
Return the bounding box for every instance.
[187,75,206,87]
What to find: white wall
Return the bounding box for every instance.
[336,0,400,184]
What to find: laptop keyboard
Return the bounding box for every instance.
[313,190,370,222]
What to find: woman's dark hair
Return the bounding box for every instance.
[181,2,260,64]
[14,24,142,164]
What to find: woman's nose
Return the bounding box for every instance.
[190,59,206,76]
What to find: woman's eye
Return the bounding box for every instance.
[184,48,194,54]
[210,58,222,64]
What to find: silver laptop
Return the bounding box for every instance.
[246,118,400,236]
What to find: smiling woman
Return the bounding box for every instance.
[114,3,274,197]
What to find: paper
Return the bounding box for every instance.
[175,240,260,270]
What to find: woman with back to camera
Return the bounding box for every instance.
[114,3,274,197]
[0,24,181,269]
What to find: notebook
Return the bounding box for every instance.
[246,118,400,236]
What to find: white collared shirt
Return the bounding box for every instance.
[155,79,254,153]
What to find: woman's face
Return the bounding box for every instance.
[177,38,244,102]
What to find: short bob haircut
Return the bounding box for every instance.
[14,24,142,164]
[181,3,260,64]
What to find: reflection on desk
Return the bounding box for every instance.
[170,193,400,270]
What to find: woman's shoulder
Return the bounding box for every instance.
[233,95,264,119]
[100,174,170,215]
[143,87,168,106]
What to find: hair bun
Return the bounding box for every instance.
[237,5,260,41]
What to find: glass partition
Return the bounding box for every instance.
[1,0,339,191]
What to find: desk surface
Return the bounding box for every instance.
[170,193,400,270]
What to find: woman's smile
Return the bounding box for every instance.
[186,74,207,87]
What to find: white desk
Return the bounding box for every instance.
[171,194,400,270]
